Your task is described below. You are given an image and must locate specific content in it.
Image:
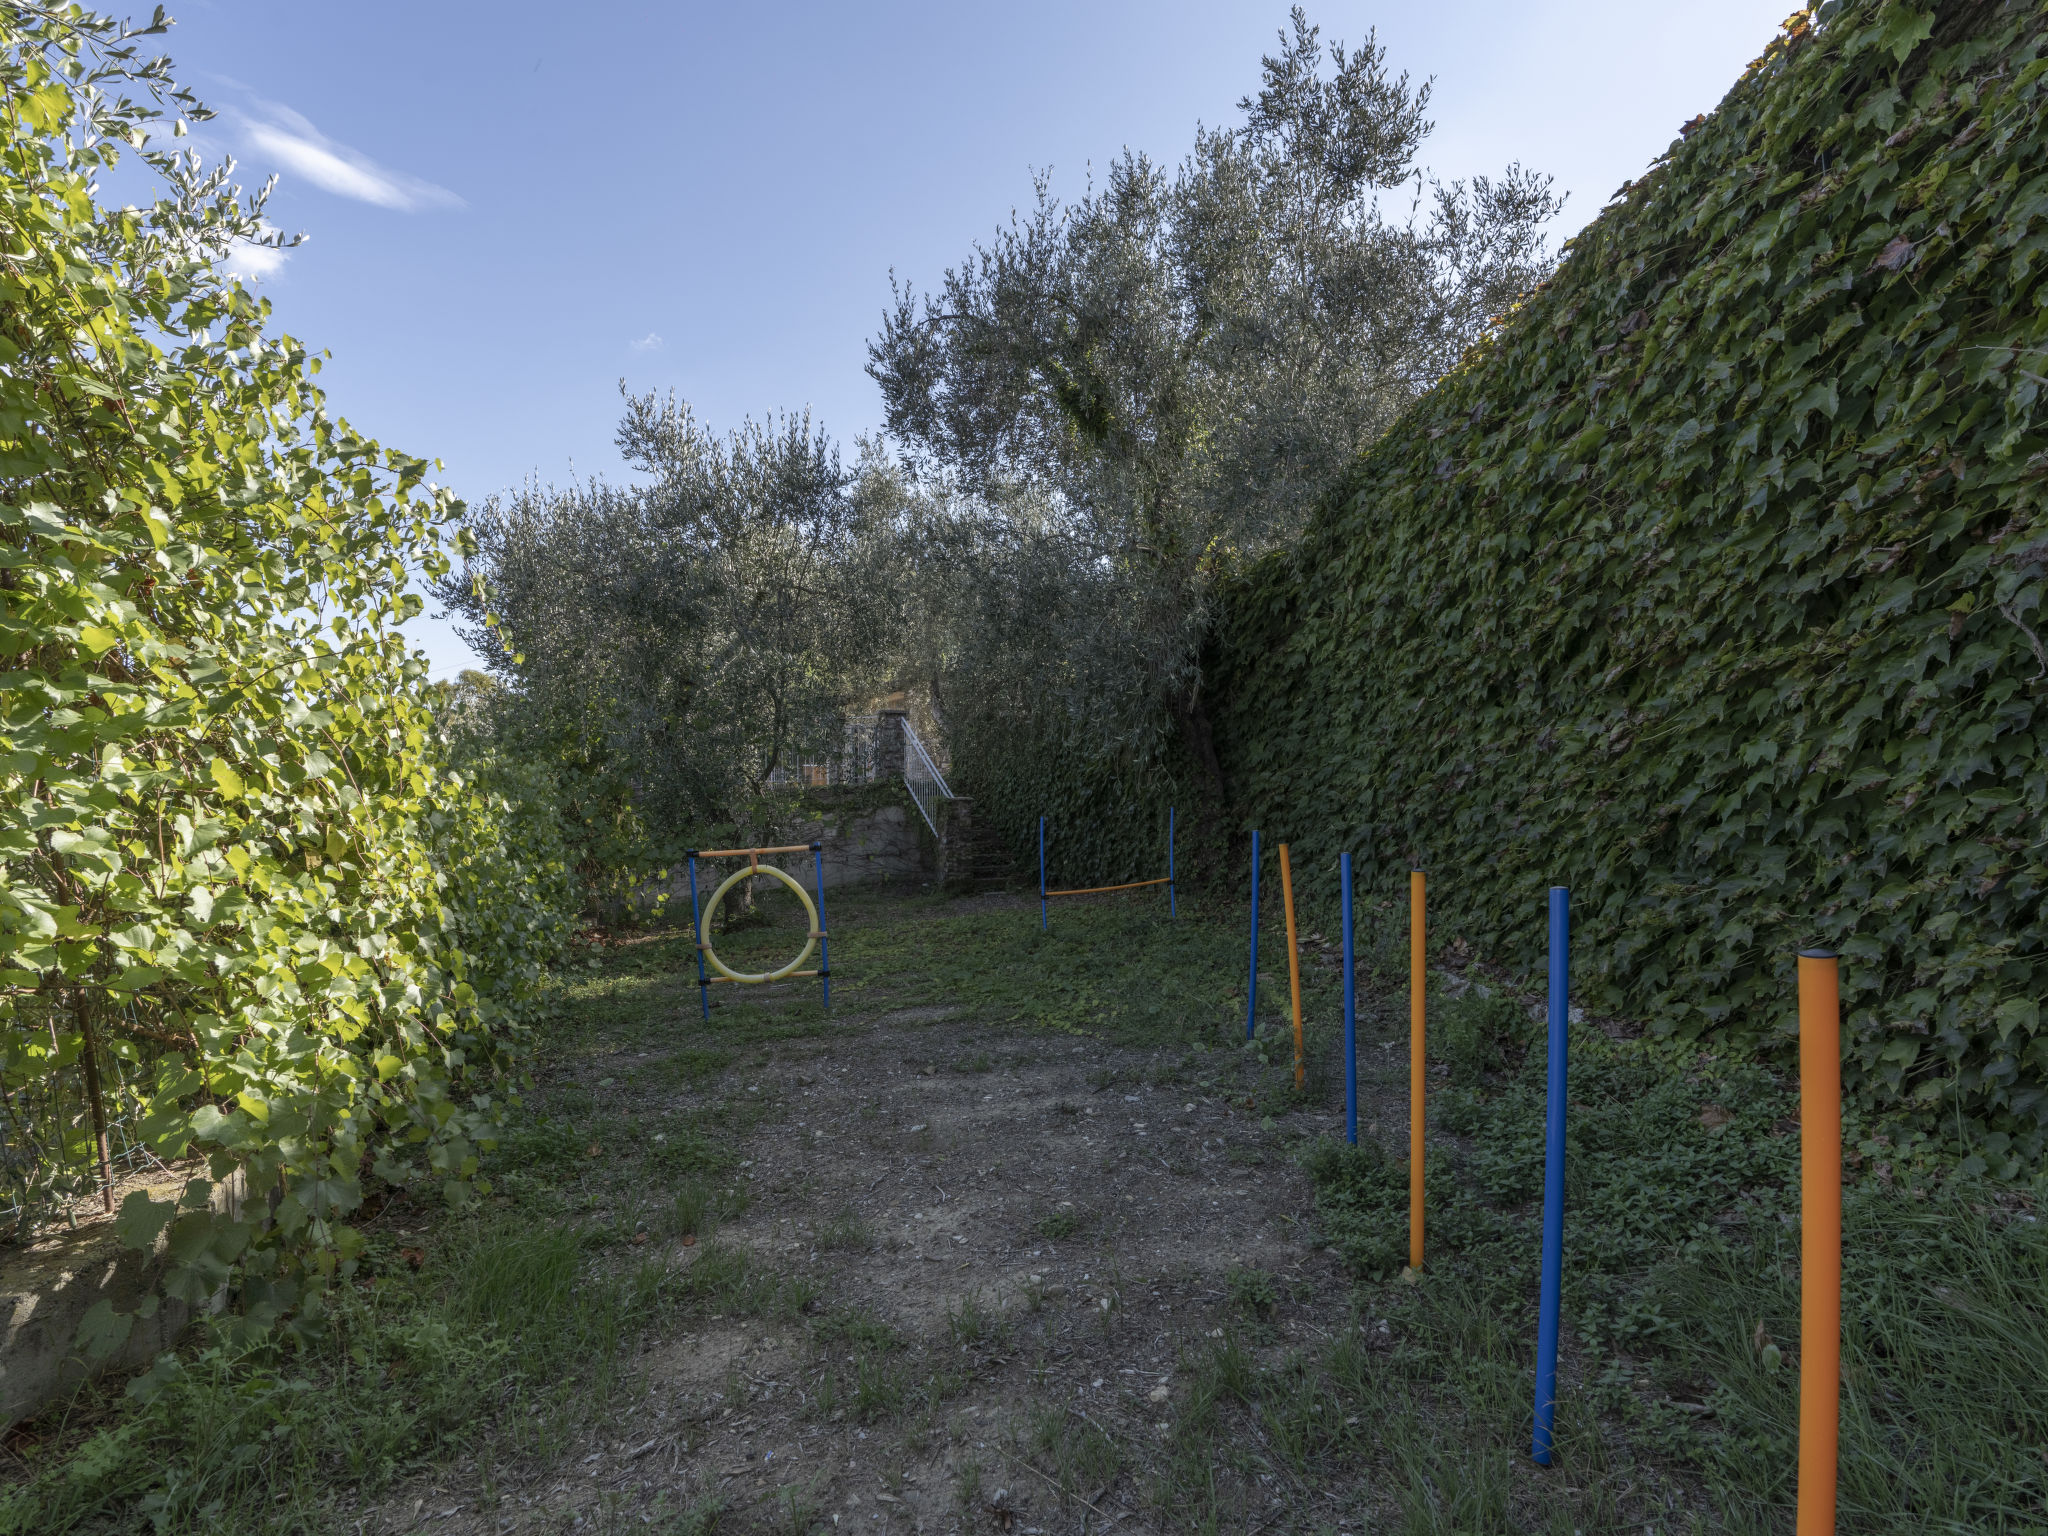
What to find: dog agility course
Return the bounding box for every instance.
[1061,815,1852,1531]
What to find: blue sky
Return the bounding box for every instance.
[160,0,1795,677]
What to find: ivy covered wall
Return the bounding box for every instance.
[1205,0,2048,1149]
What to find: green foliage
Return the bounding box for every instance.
[1224,1263,1279,1319]
[0,9,570,1326]
[1299,1136,1407,1278]
[954,708,1199,895]
[440,391,903,907]
[1434,984,1530,1082]
[1205,0,2048,1147]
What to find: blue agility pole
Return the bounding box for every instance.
[1245,830,1261,1040]
[1342,851,1357,1145]
[1039,816,1047,932]
[1533,885,1570,1465]
[812,843,831,1011]
[1168,806,1177,918]
[686,853,709,1021]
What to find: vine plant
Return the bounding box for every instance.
[0,5,569,1350]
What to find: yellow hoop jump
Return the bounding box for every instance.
[699,861,820,983]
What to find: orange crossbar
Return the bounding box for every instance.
[1045,876,1171,897]
[695,843,816,859]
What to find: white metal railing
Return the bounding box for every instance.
[900,717,953,836]
[764,714,883,789]
[762,712,957,837]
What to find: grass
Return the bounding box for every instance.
[1272,986,2048,1532]
[1025,1404,1123,1500]
[813,1204,871,1251]
[945,1291,1007,1349]
[9,880,2045,1534]
[0,1216,695,1535]
[837,881,2048,1532]
[0,899,825,1535]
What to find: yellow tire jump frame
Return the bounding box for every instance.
[684,843,832,1018]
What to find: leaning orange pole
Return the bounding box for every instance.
[1797,950,1842,1536]
[1409,870,1426,1271]
[1278,843,1304,1090]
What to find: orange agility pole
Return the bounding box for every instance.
[1410,869,1426,1271]
[1279,843,1304,1089]
[1797,950,1842,1536]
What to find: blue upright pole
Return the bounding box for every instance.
[1168,806,1177,918]
[686,853,709,1021]
[812,843,831,1011]
[1245,831,1260,1040]
[1341,852,1357,1145]
[1533,885,1570,1466]
[1039,816,1047,932]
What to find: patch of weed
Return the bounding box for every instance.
[1034,1208,1085,1241]
[1225,1264,1279,1320]
[815,1206,871,1251]
[1026,1404,1122,1499]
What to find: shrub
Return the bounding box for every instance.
[0,12,570,1337]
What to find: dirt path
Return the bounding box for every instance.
[372,895,1405,1536]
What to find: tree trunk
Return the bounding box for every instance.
[1177,689,1228,805]
[73,989,115,1214]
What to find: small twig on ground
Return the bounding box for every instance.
[991,1445,1114,1521]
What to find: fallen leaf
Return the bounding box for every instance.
[399,1247,425,1270]
[682,1233,697,1247]
[586,1142,602,1158]
[1698,1103,1734,1130]
[1871,235,1916,272]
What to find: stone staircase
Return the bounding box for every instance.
[951,808,1021,892]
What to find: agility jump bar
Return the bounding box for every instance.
[1044,876,1172,896]
[687,842,820,859]
[1039,808,1177,930]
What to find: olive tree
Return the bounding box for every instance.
[869,8,1563,789]
[444,390,895,862]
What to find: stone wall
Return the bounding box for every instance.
[2,1169,246,1429]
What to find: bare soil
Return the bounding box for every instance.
[363,894,1403,1536]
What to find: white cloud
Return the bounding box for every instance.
[223,237,293,282]
[631,332,665,352]
[235,102,461,212]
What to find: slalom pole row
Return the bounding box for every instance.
[1239,839,1842,1516]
